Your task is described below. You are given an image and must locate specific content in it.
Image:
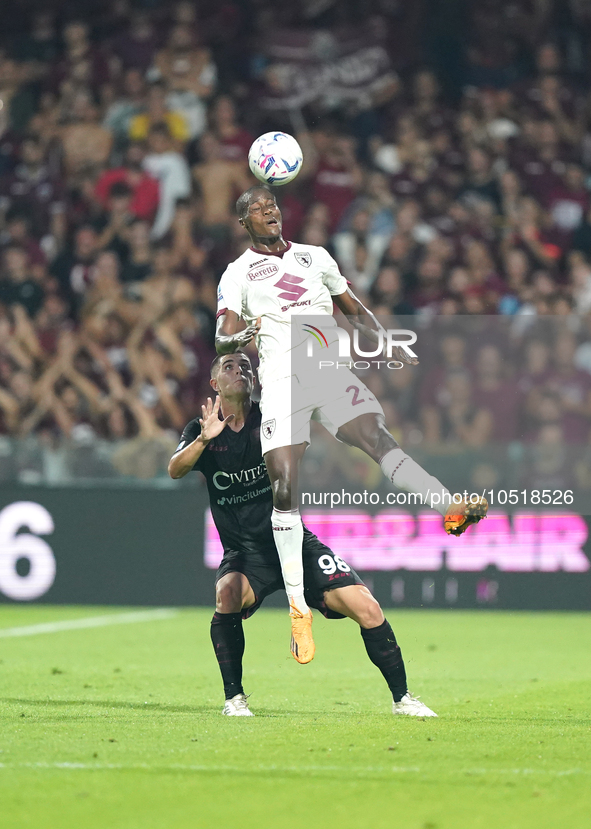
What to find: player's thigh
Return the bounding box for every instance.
[323,584,385,629]
[216,572,256,612]
[302,535,364,617]
[264,443,307,508]
[260,374,313,455]
[312,369,391,458]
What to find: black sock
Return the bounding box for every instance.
[210,612,245,700]
[361,619,408,703]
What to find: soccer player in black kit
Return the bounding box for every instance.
[168,351,436,718]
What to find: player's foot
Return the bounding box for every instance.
[289,603,315,664]
[222,693,254,717]
[392,692,438,718]
[444,495,488,536]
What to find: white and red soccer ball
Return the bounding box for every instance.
[248,131,303,186]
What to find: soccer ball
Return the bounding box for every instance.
[248,132,303,186]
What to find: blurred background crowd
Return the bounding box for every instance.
[2,0,591,486]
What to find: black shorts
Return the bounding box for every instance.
[215,530,364,620]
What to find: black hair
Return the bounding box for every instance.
[210,350,250,377]
[148,123,171,138]
[235,186,276,220]
[109,181,132,199]
[5,206,31,225]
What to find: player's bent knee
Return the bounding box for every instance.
[272,478,293,511]
[215,574,245,613]
[358,594,386,629]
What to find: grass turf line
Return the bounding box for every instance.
[0,606,589,829]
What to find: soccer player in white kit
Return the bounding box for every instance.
[216,186,487,663]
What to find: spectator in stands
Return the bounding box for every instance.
[167,199,210,286]
[309,130,363,232]
[11,11,59,69]
[210,96,253,164]
[545,332,591,443]
[50,224,99,314]
[0,134,66,243]
[143,124,191,240]
[369,265,415,316]
[154,26,217,142]
[422,370,492,449]
[0,244,45,318]
[95,144,159,226]
[94,182,135,263]
[110,11,162,74]
[103,68,147,143]
[545,163,590,248]
[50,20,110,99]
[471,345,520,442]
[1,208,47,278]
[129,81,189,146]
[0,53,36,133]
[138,244,196,320]
[333,207,392,294]
[192,131,250,256]
[120,220,154,285]
[60,90,113,178]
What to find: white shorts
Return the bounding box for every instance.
[259,368,384,453]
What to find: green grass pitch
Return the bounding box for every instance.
[0,605,589,829]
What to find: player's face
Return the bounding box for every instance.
[212,354,254,398]
[243,193,282,240]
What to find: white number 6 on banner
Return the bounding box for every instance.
[0,502,56,600]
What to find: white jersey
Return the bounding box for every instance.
[217,242,348,385]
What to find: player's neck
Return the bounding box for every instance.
[219,396,251,431]
[249,234,290,255]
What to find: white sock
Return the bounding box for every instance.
[271,508,309,614]
[380,447,451,516]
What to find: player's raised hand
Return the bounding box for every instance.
[234,318,261,347]
[388,344,419,367]
[199,396,234,442]
[374,326,419,367]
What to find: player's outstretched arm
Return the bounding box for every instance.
[168,396,234,479]
[332,288,418,366]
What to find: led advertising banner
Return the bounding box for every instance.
[204,508,591,609]
[1,488,590,610]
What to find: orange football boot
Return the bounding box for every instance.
[444,495,489,536]
[289,603,315,663]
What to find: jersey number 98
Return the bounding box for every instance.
[317,553,351,575]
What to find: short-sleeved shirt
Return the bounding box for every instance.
[216,242,347,385]
[176,403,273,554]
[177,402,325,556]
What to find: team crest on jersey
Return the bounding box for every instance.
[262,419,276,439]
[247,262,279,281]
[295,252,312,268]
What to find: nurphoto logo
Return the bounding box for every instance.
[302,324,418,370]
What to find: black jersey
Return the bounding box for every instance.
[178,403,276,555]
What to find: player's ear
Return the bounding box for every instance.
[210,376,219,392]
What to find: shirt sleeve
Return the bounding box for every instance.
[173,419,201,455]
[216,266,243,319]
[320,248,348,296]
[172,418,206,471]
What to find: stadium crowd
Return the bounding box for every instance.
[2,0,591,482]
